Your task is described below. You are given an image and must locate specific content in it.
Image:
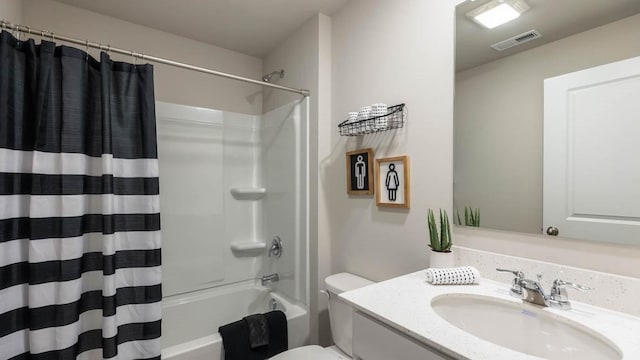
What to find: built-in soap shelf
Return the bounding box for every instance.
[229,187,266,200]
[229,241,266,256]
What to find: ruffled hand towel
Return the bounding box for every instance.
[426,266,480,285]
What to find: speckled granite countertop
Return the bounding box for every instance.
[340,270,640,359]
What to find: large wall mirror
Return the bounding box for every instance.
[454,0,640,245]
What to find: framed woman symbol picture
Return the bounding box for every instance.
[376,156,410,208]
[346,148,374,195]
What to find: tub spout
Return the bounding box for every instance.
[261,273,280,286]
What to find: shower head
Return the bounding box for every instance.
[262,69,284,83]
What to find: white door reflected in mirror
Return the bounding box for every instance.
[543,56,640,245]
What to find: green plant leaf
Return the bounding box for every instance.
[427,209,441,251]
[444,210,452,250]
[439,208,444,248]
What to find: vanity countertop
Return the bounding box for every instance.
[339,269,640,359]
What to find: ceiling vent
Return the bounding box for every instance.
[491,29,542,51]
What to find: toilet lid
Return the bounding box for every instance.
[269,345,348,360]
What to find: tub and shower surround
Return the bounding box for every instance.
[156,102,262,297]
[0,31,162,359]
[261,100,309,305]
[156,99,309,359]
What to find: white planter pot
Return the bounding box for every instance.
[430,250,454,268]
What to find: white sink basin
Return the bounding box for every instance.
[431,294,622,360]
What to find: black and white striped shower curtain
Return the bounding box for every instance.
[0,31,162,359]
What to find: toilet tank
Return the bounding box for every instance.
[325,273,374,357]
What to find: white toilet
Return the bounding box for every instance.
[270,273,374,359]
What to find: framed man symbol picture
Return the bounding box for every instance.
[346,148,374,195]
[376,155,410,208]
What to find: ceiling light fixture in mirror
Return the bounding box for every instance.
[466,0,529,29]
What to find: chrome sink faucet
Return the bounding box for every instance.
[496,269,591,310]
[497,268,549,307]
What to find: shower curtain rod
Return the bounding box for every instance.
[0,20,311,96]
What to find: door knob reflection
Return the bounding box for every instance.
[546,226,559,236]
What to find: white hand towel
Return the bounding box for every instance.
[426,266,480,285]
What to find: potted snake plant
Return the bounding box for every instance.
[427,208,453,268]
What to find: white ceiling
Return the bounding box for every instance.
[456,0,640,71]
[55,0,349,57]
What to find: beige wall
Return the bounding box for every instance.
[22,0,263,115]
[454,13,640,278]
[326,0,456,282]
[262,14,321,114]
[0,0,23,24]
[314,15,332,346]
[455,14,640,234]
[262,13,333,345]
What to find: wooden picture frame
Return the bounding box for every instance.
[376,156,410,208]
[346,148,375,195]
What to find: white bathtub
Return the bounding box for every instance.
[161,282,308,360]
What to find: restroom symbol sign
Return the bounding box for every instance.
[375,155,409,209]
[347,149,374,195]
[355,155,367,189]
[385,163,399,201]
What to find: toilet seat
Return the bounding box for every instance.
[269,345,349,359]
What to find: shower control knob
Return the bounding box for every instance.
[269,236,283,258]
[546,226,559,236]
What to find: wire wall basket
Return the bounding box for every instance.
[338,103,405,136]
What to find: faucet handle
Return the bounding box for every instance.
[496,268,525,279]
[549,279,592,309]
[496,268,525,298]
[551,279,592,297]
[269,236,283,258]
[555,279,591,290]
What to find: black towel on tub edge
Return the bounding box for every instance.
[219,310,288,360]
[244,313,269,348]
